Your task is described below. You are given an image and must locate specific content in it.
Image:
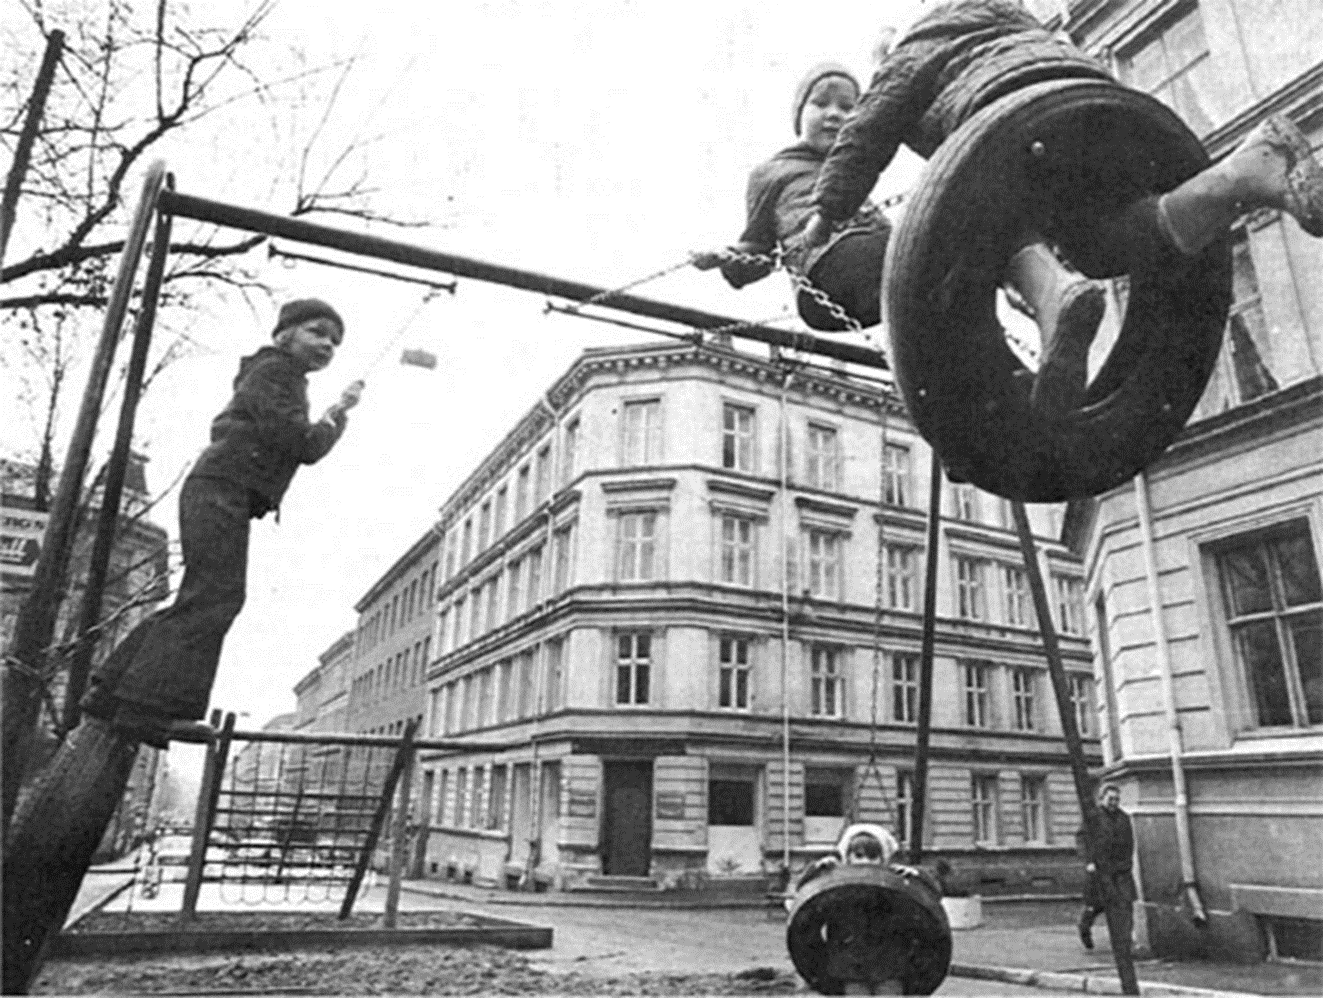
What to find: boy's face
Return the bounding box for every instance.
[278,317,342,372]
[801,76,858,153]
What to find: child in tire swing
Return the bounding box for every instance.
[798,0,1323,418]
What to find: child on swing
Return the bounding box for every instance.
[800,0,1323,417]
[693,54,1110,420]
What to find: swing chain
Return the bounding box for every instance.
[565,257,697,314]
[706,247,865,334]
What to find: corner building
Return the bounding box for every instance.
[408,342,1100,892]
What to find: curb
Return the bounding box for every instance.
[400,883,772,910]
[949,962,1263,998]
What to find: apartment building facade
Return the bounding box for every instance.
[391,342,1100,892]
[1055,0,1323,964]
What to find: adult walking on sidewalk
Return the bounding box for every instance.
[1076,784,1137,983]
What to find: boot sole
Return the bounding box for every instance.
[1261,115,1323,237]
[1030,283,1105,420]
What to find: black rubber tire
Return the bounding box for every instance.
[786,865,952,995]
[882,79,1232,502]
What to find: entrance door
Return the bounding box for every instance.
[602,760,652,876]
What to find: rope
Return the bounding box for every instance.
[355,290,443,382]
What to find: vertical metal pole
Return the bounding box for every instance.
[384,729,417,927]
[181,712,234,921]
[2,162,166,833]
[0,29,64,268]
[778,372,792,875]
[1011,502,1137,995]
[340,718,418,919]
[63,189,174,730]
[909,452,943,863]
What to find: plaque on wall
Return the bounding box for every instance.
[655,792,686,820]
[568,790,597,818]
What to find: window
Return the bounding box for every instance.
[1070,674,1093,736]
[544,638,565,713]
[460,674,475,730]
[622,398,662,466]
[810,646,842,718]
[494,486,508,538]
[885,545,917,610]
[533,444,551,503]
[1118,5,1219,137]
[485,577,499,631]
[618,511,657,582]
[444,681,458,734]
[804,774,845,822]
[806,423,839,490]
[616,633,651,705]
[806,529,842,600]
[479,500,492,551]
[895,771,913,846]
[562,419,580,485]
[477,667,493,727]
[454,769,468,827]
[1020,776,1047,843]
[719,515,754,586]
[964,662,989,727]
[437,770,450,824]
[461,518,473,565]
[507,559,522,621]
[722,403,755,472]
[971,774,998,845]
[892,652,918,724]
[469,767,485,828]
[709,779,754,825]
[718,636,751,710]
[517,649,537,718]
[452,597,466,647]
[526,546,543,609]
[953,484,979,522]
[1054,576,1085,635]
[497,659,513,721]
[1012,668,1036,731]
[955,557,987,620]
[883,444,912,506]
[438,608,450,654]
[1004,566,1036,628]
[488,765,508,830]
[1216,524,1322,728]
[553,524,574,593]
[516,465,530,521]
[469,588,482,638]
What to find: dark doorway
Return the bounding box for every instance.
[602,760,652,876]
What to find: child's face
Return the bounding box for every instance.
[801,76,858,153]
[279,317,342,372]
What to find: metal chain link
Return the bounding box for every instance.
[564,257,698,314]
[706,246,865,334]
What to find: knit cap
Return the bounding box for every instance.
[792,62,860,135]
[273,298,344,342]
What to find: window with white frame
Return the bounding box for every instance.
[892,652,918,724]
[718,636,751,710]
[517,649,537,718]
[896,770,913,846]
[479,500,492,551]
[883,443,912,507]
[955,556,988,620]
[885,545,917,610]
[971,773,998,844]
[453,596,466,647]
[526,545,543,609]
[1216,237,1276,410]
[963,662,990,727]
[806,528,842,600]
[562,418,580,485]
[1117,4,1220,137]
[1012,668,1036,731]
[469,588,482,637]
[553,523,575,593]
[806,423,840,490]
[618,511,658,582]
[485,577,500,631]
[810,646,843,718]
[461,518,473,565]
[1214,523,1322,728]
[1020,775,1047,843]
[437,769,451,824]
[535,445,552,503]
[497,659,514,722]
[622,398,662,466]
[953,484,980,522]
[460,674,473,731]
[516,465,530,521]
[477,667,493,728]
[453,768,468,827]
[507,559,522,621]
[722,403,755,472]
[444,680,458,734]
[544,638,565,713]
[488,765,508,831]
[1054,575,1085,635]
[469,766,485,828]
[438,608,450,654]
[494,485,507,538]
[1004,566,1036,628]
[719,514,754,586]
[444,530,457,580]
[1069,674,1093,736]
[616,632,652,705]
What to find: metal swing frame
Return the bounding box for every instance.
[6,162,1129,990]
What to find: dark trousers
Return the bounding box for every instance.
[1081,872,1139,994]
[84,475,251,720]
[798,226,891,332]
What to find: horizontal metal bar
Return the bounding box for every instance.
[159,189,887,370]
[223,726,510,751]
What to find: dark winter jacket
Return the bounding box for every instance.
[190,346,345,514]
[721,142,888,288]
[814,0,1114,222]
[1078,805,1134,879]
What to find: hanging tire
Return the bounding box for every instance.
[882,79,1232,502]
[786,865,952,995]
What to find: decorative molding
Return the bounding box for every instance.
[600,476,678,495]
[706,477,776,503]
[794,494,858,520]
[946,524,1023,554]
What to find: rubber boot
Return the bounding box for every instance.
[1159,113,1323,256]
[1003,241,1105,420]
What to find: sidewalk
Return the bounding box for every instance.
[402,882,1323,996]
[65,863,136,927]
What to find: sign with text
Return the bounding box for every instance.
[1,508,47,577]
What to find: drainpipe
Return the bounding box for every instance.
[1133,471,1206,925]
[778,371,793,878]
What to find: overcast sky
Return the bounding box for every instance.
[6,0,966,731]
